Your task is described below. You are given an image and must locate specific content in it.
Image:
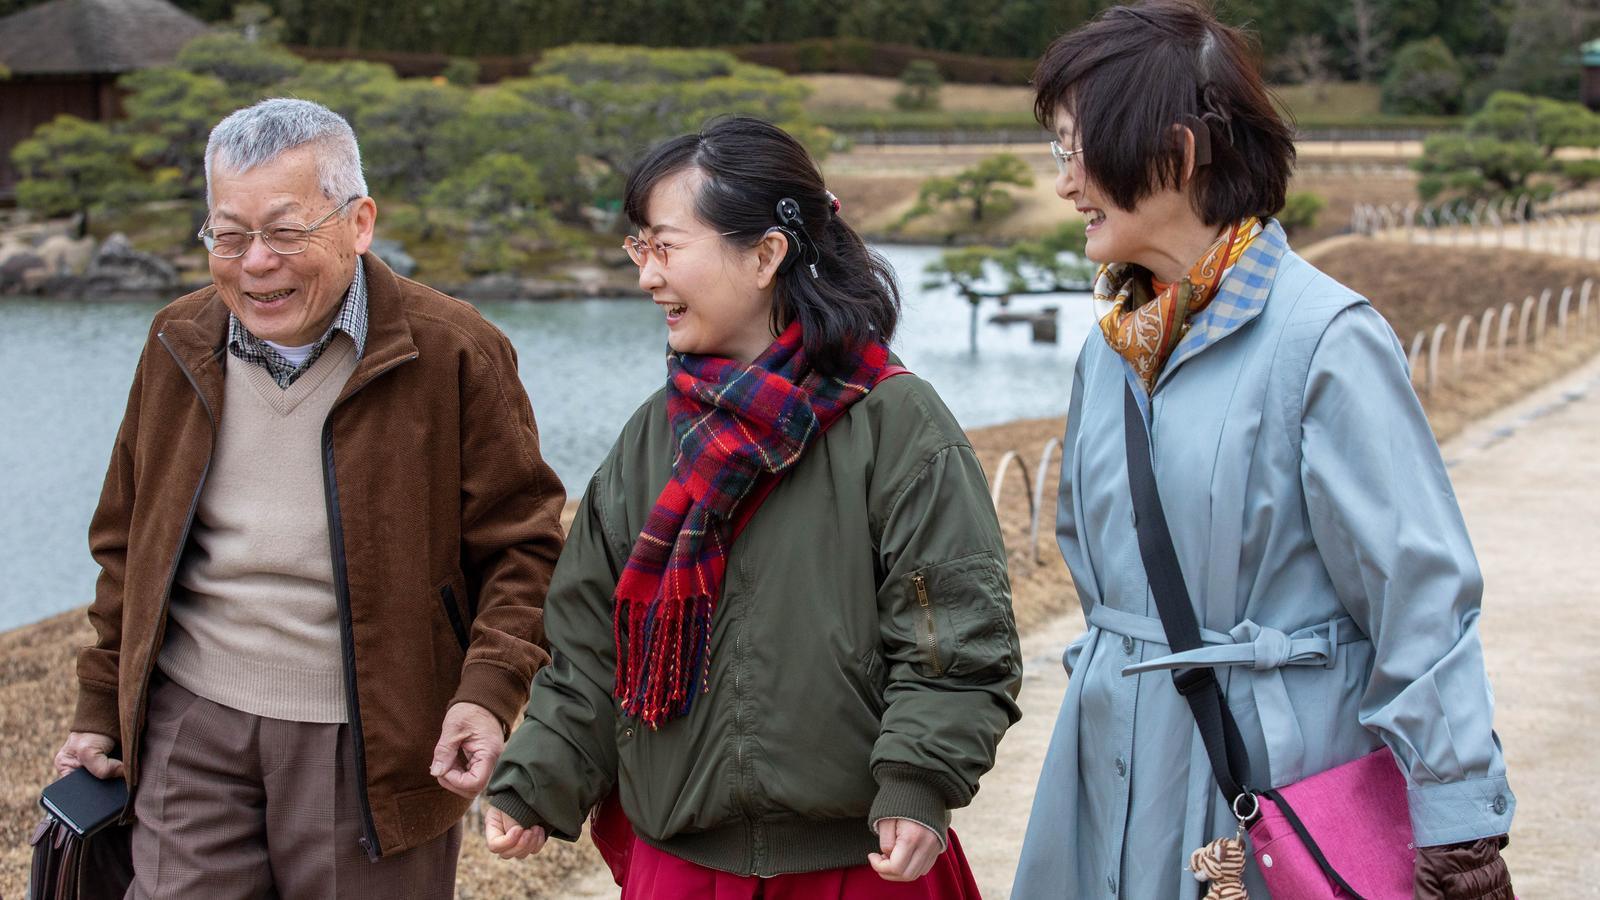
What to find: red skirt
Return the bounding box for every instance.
[593,792,984,900]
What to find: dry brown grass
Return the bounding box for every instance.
[800,74,1031,113]
[1287,168,1417,247]
[821,144,1420,244]
[799,75,1384,121]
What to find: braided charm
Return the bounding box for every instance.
[1188,833,1250,900]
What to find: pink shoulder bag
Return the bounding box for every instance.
[1123,383,1416,898]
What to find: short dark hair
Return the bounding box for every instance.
[623,117,901,377]
[1032,0,1296,225]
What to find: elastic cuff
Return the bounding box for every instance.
[868,765,951,848]
[450,661,532,736]
[70,680,120,738]
[1408,775,1515,847]
[487,790,542,830]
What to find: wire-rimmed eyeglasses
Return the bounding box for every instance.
[621,231,737,268]
[1050,140,1085,175]
[198,196,361,259]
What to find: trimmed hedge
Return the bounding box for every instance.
[288,45,540,83]
[289,39,1036,86]
[726,39,1032,86]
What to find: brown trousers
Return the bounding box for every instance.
[128,675,461,899]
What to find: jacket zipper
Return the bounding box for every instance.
[321,351,418,861]
[913,573,943,677]
[130,335,218,791]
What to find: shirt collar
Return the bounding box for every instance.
[1153,218,1287,390]
[227,258,368,386]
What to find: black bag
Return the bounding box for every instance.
[27,817,134,900]
[27,768,134,900]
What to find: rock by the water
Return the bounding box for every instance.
[0,252,47,293]
[83,233,178,294]
[36,234,96,276]
[370,238,417,278]
[462,273,522,299]
[0,241,31,269]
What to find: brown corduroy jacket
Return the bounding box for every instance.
[70,253,566,858]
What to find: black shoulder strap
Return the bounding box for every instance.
[1122,382,1254,808]
[1124,383,1373,897]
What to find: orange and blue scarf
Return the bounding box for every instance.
[1096,217,1262,392]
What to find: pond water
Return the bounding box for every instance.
[0,244,1092,630]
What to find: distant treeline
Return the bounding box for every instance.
[289,40,1036,86]
[1,0,1593,98]
[175,0,1586,89]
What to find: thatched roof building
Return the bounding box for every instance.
[0,0,207,196]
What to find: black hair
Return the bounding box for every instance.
[622,116,901,376]
[1032,0,1296,226]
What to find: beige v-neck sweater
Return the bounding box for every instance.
[158,336,358,723]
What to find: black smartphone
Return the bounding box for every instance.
[39,767,128,837]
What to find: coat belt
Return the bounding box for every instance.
[1085,604,1370,785]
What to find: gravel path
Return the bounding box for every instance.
[954,351,1600,899]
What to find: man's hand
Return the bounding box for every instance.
[54,732,124,780]
[484,805,547,860]
[868,817,943,882]
[429,702,504,798]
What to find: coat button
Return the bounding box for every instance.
[1492,795,1507,815]
[1115,757,1127,778]
[622,727,634,740]
[1122,634,1135,655]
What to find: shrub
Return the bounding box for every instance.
[1381,38,1463,116]
[1276,192,1325,238]
[893,60,943,111]
[441,57,480,87]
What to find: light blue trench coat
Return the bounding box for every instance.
[1011,221,1514,899]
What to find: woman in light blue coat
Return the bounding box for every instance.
[1012,3,1516,899]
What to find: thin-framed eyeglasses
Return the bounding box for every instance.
[622,231,737,268]
[1050,140,1085,175]
[198,196,361,259]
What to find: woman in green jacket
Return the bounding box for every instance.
[483,117,1022,898]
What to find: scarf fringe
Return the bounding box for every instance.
[614,589,715,728]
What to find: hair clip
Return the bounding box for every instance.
[825,190,841,214]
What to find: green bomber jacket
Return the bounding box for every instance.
[487,369,1023,876]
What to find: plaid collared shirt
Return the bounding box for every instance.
[227,260,369,388]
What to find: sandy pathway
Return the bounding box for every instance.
[954,352,1600,898]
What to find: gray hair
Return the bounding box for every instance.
[204,98,368,210]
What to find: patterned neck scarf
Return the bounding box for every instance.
[1095,217,1262,392]
[613,321,889,727]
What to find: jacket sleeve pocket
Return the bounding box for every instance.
[907,553,1017,681]
[438,581,471,653]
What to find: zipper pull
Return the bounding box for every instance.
[913,573,929,608]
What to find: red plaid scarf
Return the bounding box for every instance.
[614,321,889,727]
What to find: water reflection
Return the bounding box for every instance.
[0,244,1091,629]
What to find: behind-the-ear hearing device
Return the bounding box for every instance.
[771,197,821,279]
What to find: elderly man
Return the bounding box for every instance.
[51,98,565,896]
